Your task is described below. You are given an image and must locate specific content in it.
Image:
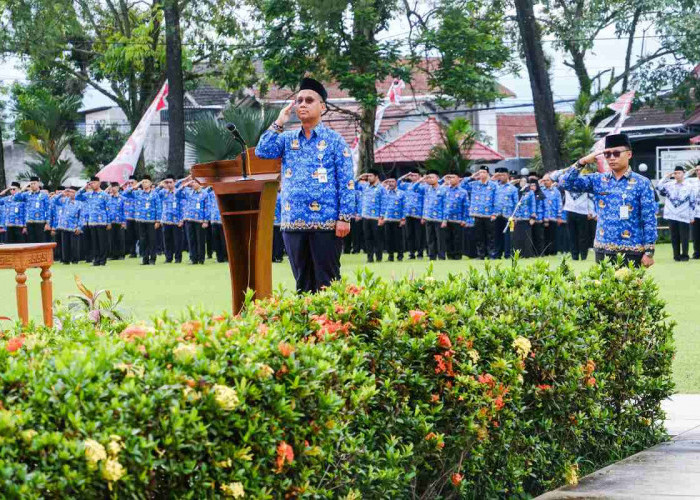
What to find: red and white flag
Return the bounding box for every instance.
[374,79,405,134]
[97,82,169,183]
[594,90,636,172]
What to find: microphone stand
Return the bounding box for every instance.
[226,124,250,180]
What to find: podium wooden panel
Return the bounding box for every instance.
[191,148,281,313]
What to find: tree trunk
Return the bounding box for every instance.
[358,104,377,175]
[164,0,185,177]
[514,0,563,172]
[0,123,5,189]
[622,8,642,92]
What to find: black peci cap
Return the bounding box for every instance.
[29,176,40,182]
[495,167,508,173]
[90,176,100,182]
[129,175,136,180]
[299,77,328,102]
[674,166,685,172]
[604,133,631,150]
[426,169,440,176]
[11,181,20,188]
[163,172,175,181]
[141,175,152,181]
[367,168,381,177]
[479,165,489,171]
[110,181,120,187]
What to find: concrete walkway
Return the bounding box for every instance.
[537,395,700,499]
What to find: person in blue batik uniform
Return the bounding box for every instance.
[123,175,139,258]
[1,182,27,243]
[656,165,695,261]
[56,187,84,264]
[12,176,50,243]
[105,182,126,260]
[442,173,468,260]
[509,178,538,258]
[421,169,447,260]
[157,174,184,263]
[207,188,227,263]
[358,169,386,263]
[177,177,210,265]
[466,166,498,259]
[122,175,163,265]
[493,167,518,258]
[75,177,110,266]
[398,170,427,259]
[541,173,563,256]
[378,177,405,261]
[256,78,354,293]
[560,133,657,268]
[0,194,6,244]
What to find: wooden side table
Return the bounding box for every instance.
[0,243,57,327]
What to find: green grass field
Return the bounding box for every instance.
[1,244,697,392]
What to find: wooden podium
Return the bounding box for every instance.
[191,148,281,313]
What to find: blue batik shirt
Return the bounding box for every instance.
[382,188,406,221]
[3,195,26,227]
[542,186,563,221]
[106,194,125,224]
[49,195,65,230]
[158,189,182,225]
[495,182,519,217]
[274,194,282,226]
[75,188,110,225]
[468,180,498,218]
[123,197,135,220]
[256,123,355,231]
[57,199,84,231]
[512,191,537,221]
[422,184,447,222]
[358,182,386,220]
[353,189,362,218]
[0,200,5,230]
[121,188,162,223]
[444,185,467,223]
[13,191,50,223]
[178,187,209,222]
[561,166,657,254]
[398,181,427,218]
[208,190,222,224]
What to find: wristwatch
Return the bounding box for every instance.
[644,250,654,257]
[576,160,586,169]
[270,122,284,133]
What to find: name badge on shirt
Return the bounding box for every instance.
[196,203,200,209]
[172,202,177,209]
[35,202,40,208]
[291,139,300,150]
[619,205,629,219]
[14,208,19,213]
[317,167,328,183]
[145,203,150,209]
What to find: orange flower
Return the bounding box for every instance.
[258,324,270,337]
[536,384,552,391]
[310,314,351,341]
[584,359,596,375]
[275,441,294,473]
[477,373,496,387]
[431,394,440,403]
[437,333,452,349]
[494,396,505,411]
[409,310,426,324]
[119,325,151,342]
[5,336,24,353]
[451,473,463,486]
[425,432,437,441]
[586,377,597,387]
[181,320,202,336]
[212,314,226,322]
[345,284,363,295]
[278,342,294,357]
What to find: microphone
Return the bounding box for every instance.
[226,123,249,179]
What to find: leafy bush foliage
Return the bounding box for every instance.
[0,259,674,498]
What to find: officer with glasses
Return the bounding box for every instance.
[560,133,657,268]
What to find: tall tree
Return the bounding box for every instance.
[514,0,564,172]
[164,0,186,176]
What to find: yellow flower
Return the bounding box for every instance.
[615,268,632,280]
[467,349,480,363]
[102,458,126,483]
[512,336,531,358]
[173,343,198,364]
[256,363,274,379]
[564,463,579,485]
[215,458,233,468]
[221,481,245,498]
[183,387,202,402]
[84,439,107,467]
[213,384,240,411]
[21,429,38,443]
[107,440,122,457]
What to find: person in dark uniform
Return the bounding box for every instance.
[510,177,537,258]
[541,173,563,255]
[560,133,657,267]
[465,166,497,259]
[158,174,184,263]
[122,176,163,265]
[443,173,468,259]
[55,187,83,264]
[493,167,518,258]
[255,77,354,293]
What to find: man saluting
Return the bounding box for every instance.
[256,77,355,293]
[560,133,657,268]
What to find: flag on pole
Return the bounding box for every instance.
[374,79,405,134]
[594,90,635,172]
[96,82,169,183]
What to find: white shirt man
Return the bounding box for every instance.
[657,167,695,261]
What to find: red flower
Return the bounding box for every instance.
[180,320,202,336]
[477,373,496,387]
[275,441,294,472]
[536,384,552,391]
[437,333,452,349]
[451,473,463,486]
[212,314,226,322]
[310,314,352,341]
[409,310,426,324]
[431,394,440,403]
[119,325,150,342]
[278,342,294,357]
[494,396,505,411]
[584,359,596,375]
[345,284,363,295]
[5,336,24,353]
[434,354,447,374]
[586,377,597,387]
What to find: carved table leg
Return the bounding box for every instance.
[40,266,53,328]
[15,268,28,326]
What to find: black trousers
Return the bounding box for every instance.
[185,221,206,263]
[512,220,534,258]
[425,221,446,260]
[212,223,227,262]
[557,222,569,253]
[668,220,690,260]
[693,218,700,258]
[282,230,343,293]
[543,222,558,256]
[363,218,383,262]
[273,226,285,261]
[595,251,643,268]
[82,231,92,262]
[108,225,125,259]
[462,226,477,258]
[137,222,157,264]
[6,226,25,243]
[205,224,213,259]
[473,217,494,259]
[26,222,46,243]
[405,217,425,258]
[0,231,5,244]
[60,230,81,264]
[163,224,184,262]
[350,218,364,253]
[383,220,404,260]
[155,226,164,254]
[445,222,463,259]
[531,222,545,256]
[90,225,108,265]
[566,212,589,260]
[50,230,61,260]
[493,216,507,258]
[125,220,138,257]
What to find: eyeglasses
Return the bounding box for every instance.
[295,96,316,105]
[603,150,629,159]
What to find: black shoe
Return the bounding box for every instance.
[681,255,690,262]
[367,257,374,263]
[189,261,198,265]
[92,262,100,266]
[388,255,394,262]
[409,254,415,260]
[398,255,403,261]
[693,255,700,260]
[165,259,173,263]
[141,261,150,265]
[175,260,182,264]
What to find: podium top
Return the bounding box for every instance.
[191,147,281,187]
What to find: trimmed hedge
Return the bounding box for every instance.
[0,259,674,498]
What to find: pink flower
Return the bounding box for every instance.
[5,336,24,353]
[409,310,426,324]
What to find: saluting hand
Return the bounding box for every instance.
[276,100,295,127]
[577,151,600,166]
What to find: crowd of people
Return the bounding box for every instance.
[0,174,227,266]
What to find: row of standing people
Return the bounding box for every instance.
[0,174,228,266]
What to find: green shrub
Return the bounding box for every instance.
[0,259,674,498]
